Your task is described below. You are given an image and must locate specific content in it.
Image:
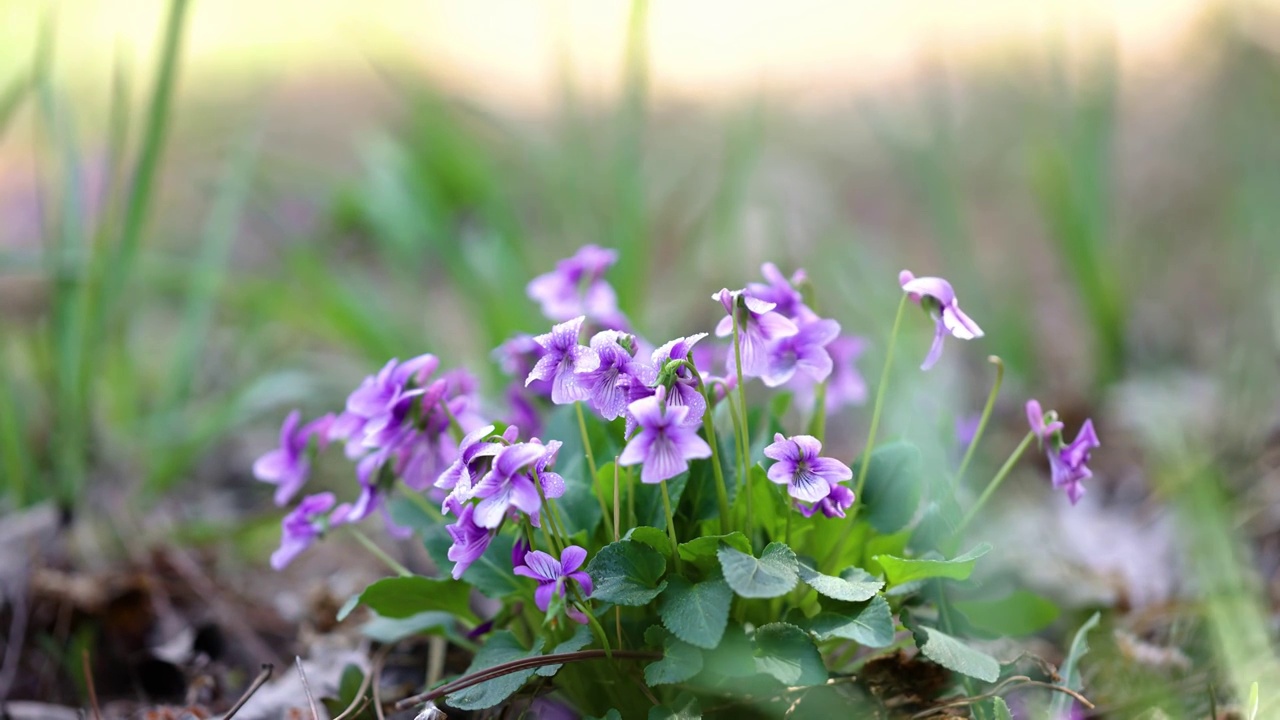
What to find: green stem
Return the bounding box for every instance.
[438,398,465,443]
[579,600,614,660]
[806,380,828,442]
[659,480,682,573]
[577,402,615,540]
[348,527,413,577]
[612,459,622,542]
[954,430,1036,536]
[823,292,908,570]
[626,465,637,530]
[696,367,732,534]
[952,356,1004,490]
[731,321,753,545]
[533,470,566,554]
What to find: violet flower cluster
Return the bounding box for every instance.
[1027,400,1101,505]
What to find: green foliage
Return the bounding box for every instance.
[648,693,702,720]
[537,625,594,677]
[954,590,1060,637]
[360,610,452,643]
[992,697,1014,720]
[875,543,991,586]
[794,595,895,647]
[908,622,1000,683]
[659,576,733,649]
[446,632,545,711]
[855,441,924,534]
[543,405,611,535]
[644,627,705,686]
[678,532,751,571]
[625,525,673,556]
[348,576,478,624]
[752,622,828,686]
[422,523,524,599]
[718,542,799,599]
[797,563,883,602]
[586,539,668,606]
[1049,612,1101,718]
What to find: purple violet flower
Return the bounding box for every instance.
[651,333,709,427]
[526,245,627,327]
[446,504,493,579]
[761,316,841,388]
[514,545,593,623]
[436,424,500,511]
[580,331,656,420]
[747,262,809,320]
[802,335,867,413]
[1026,399,1100,505]
[470,442,550,528]
[271,492,339,570]
[526,316,601,405]
[762,433,853,503]
[619,386,712,484]
[899,270,983,371]
[795,483,856,519]
[254,411,334,506]
[712,288,798,378]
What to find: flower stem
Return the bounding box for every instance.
[612,458,621,543]
[579,601,615,660]
[533,470,565,555]
[696,370,732,534]
[577,402,615,540]
[659,480,682,574]
[952,356,1004,491]
[348,527,413,578]
[954,430,1036,536]
[731,314,754,547]
[822,292,908,570]
[437,398,465,443]
[806,380,829,442]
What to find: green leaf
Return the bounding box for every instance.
[587,540,668,606]
[446,631,545,710]
[336,593,361,622]
[910,623,1000,683]
[588,711,623,720]
[360,611,452,643]
[800,595,895,647]
[700,623,757,679]
[645,633,704,686]
[635,471,690,529]
[354,576,477,624]
[753,622,828,686]
[648,693,702,720]
[537,625,593,677]
[797,564,883,602]
[874,543,991,586]
[1049,611,1100,718]
[679,532,750,571]
[992,697,1014,720]
[625,526,672,557]
[719,542,799,599]
[855,441,923,533]
[955,590,1060,637]
[659,576,732,649]
[321,664,366,718]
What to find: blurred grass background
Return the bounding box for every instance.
[3,0,1280,715]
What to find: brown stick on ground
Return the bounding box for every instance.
[222,664,274,720]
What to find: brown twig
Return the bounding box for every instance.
[222,664,274,720]
[395,650,661,709]
[296,656,320,720]
[909,675,1095,719]
[80,649,101,720]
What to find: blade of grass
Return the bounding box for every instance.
[0,338,35,507]
[94,0,190,336]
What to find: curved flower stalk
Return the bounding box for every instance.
[899,270,983,370]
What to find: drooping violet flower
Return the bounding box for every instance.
[747,262,809,320]
[651,333,709,427]
[619,386,712,484]
[761,316,841,388]
[526,316,601,405]
[795,483,855,519]
[271,492,339,570]
[436,424,500,509]
[470,442,549,528]
[495,333,552,398]
[254,411,334,506]
[446,504,493,579]
[511,536,531,568]
[514,545,594,624]
[899,270,983,371]
[762,433,853,503]
[580,331,656,420]
[526,245,627,327]
[712,288,798,378]
[1026,399,1100,505]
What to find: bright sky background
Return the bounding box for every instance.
[0,0,1216,111]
